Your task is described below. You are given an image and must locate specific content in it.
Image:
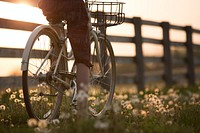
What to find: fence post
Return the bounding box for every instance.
[133,17,145,90]
[161,22,173,87]
[185,26,195,85]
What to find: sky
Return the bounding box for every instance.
[125,0,200,29]
[0,0,200,76]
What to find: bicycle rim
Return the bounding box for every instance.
[22,28,64,120]
[89,34,116,116]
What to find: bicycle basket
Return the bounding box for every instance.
[88,1,125,27]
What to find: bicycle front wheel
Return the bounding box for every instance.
[89,33,116,116]
[22,26,65,120]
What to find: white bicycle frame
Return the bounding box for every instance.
[21,17,103,91]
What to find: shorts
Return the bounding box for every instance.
[65,0,92,67]
[38,0,92,67]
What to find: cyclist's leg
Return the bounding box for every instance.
[67,30,90,118]
[66,0,91,118]
[67,24,91,91]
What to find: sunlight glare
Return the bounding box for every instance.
[0,2,47,24]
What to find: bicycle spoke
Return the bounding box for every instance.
[22,28,64,120]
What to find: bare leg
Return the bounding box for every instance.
[76,63,89,92]
[76,63,89,118]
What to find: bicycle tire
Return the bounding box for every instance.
[22,26,65,120]
[89,33,116,116]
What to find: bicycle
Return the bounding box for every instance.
[21,0,125,120]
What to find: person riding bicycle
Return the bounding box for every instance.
[38,0,91,118]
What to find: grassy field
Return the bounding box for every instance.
[0,85,200,133]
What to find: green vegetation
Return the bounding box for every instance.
[0,85,200,133]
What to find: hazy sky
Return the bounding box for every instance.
[124,0,200,29]
[0,0,200,76]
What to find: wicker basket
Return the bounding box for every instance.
[88,1,125,27]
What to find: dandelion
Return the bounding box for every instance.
[37,97,42,102]
[43,97,48,102]
[132,109,139,116]
[92,97,100,106]
[59,112,70,119]
[6,88,11,93]
[65,91,70,96]
[19,93,24,99]
[38,120,48,129]
[139,91,144,95]
[140,110,147,117]
[21,103,25,107]
[14,99,21,103]
[120,100,125,106]
[27,118,38,127]
[30,96,37,101]
[91,103,96,107]
[12,91,17,95]
[18,89,23,94]
[115,94,124,101]
[30,89,38,94]
[47,103,53,107]
[9,94,16,100]
[1,119,4,123]
[52,119,60,125]
[10,124,14,127]
[0,105,6,111]
[154,88,160,94]
[123,94,128,100]
[126,103,133,110]
[88,96,96,101]
[100,99,105,104]
[167,88,174,94]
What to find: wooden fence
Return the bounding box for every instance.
[0,1,200,90]
[112,17,200,89]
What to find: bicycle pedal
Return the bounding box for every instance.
[70,100,77,107]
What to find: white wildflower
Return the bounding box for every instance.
[27,118,38,127]
[140,110,147,117]
[6,88,11,93]
[132,109,139,116]
[0,105,6,111]
[38,120,48,129]
[9,94,16,100]
[52,119,60,125]
[59,112,70,119]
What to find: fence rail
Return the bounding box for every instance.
[0,1,200,90]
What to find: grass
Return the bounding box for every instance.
[0,85,200,133]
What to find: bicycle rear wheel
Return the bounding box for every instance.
[89,33,116,116]
[22,27,65,120]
